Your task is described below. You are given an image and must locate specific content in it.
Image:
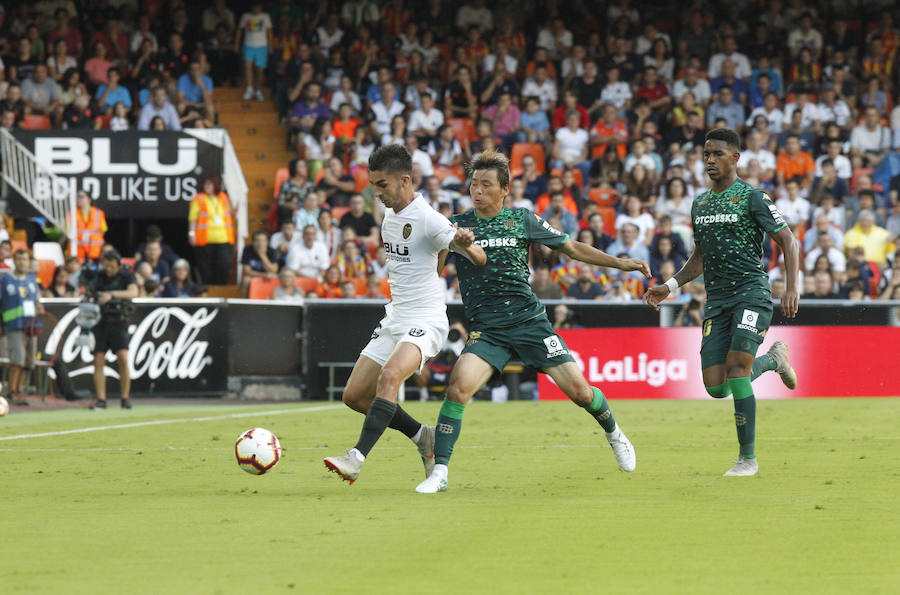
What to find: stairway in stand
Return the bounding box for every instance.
[215,86,295,232]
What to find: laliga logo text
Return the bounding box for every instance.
[45,307,217,380]
[570,351,688,388]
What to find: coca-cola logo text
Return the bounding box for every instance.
[45,307,218,380]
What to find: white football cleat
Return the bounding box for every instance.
[242,86,254,100]
[723,456,759,477]
[415,425,436,478]
[606,426,636,472]
[323,449,364,484]
[415,465,448,493]
[767,341,797,390]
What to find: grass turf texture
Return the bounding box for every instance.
[0,398,896,594]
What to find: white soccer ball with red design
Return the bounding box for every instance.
[0,396,8,417]
[234,428,282,475]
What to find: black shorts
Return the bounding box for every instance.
[93,321,130,353]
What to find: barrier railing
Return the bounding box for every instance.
[0,128,77,254]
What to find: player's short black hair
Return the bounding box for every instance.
[368,144,412,175]
[467,149,510,189]
[705,128,741,150]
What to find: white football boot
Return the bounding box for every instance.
[606,425,636,472]
[323,449,364,484]
[767,341,797,389]
[723,456,759,476]
[415,464,448,493]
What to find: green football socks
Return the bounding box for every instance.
[751,354,777,381]
[727,377,756,459]
[583,386,617,433]
[434,399,466,466]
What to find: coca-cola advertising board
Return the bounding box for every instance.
[40,300,229,395]
[10,131,224,218]
[537,327,900,399]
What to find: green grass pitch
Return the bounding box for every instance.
[1,398,897,594]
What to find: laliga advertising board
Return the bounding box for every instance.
[537,327,900,399]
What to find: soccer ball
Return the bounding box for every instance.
[0,396,8,417]
[234,428,282,475]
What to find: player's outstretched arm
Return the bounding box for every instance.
[450,224,487,265]
[558,238,651,277]
[771,226,800,318]
[643,244,704,311]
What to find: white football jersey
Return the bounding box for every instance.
[381,194,456,321]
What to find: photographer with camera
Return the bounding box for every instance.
[83,250,138,410]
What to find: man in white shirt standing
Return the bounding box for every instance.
[323,144,486,485]
[369,81,405,137]
[850,106,892,168]
[672,65,712,106]
[775,178,811,226]
[745,92,784,133]
[404,135,434,177]
[521,65,558,111]
[285,225,330,279]
[707,36,752,79]
[804,233,846,278]
[814,138,853,179]
[737,131,776,181]
[408,93,443,146]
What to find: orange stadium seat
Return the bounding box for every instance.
[330,206,351,222]
[272,167,289,198]
[447,118,477,144]
[295,276,322,296]
[36,259,55,288]
[121,257,136,270]
[248,277,279,300]
[510,143,546,177]
[314,168,327,185]
[354,169,369,192]
[21,114,51,130]
[379,277,391,299]
[433,165,465,182]
[348,277,368,296]
[11,240,29,254]
[597,207,617,238]
[589,187,618,208]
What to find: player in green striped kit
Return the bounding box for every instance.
[644,128,800,477]
[416,150,651,493]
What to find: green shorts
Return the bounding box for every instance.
[463,315,575,372]
[700,301,773,369]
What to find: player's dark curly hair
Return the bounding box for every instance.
[467,149,510,189]
[368,143,412,175]
[705,128,741,150]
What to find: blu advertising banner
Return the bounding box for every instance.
[537,327,900,399]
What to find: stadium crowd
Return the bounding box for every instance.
[2,1,900,309]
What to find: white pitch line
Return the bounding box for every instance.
[0,404,343,442]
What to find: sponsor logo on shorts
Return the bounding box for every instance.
[703,319,712,336]
[737,309,760,334]
[543,335,568,358]
[408,328,426,337]
[466,331,481,346]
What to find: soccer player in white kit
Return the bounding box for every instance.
[324,145,486,484]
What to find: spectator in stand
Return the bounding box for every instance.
[46,40,77,83]
[635,66,671,113]
[45,9,83,59]
[235,1,271,102]
[290,82,330,135]
[188,176,235,285]
[409,93,443,146]
[530,263,562,299]
[804,213,844,254]
[301,117,335,170]
[552,89,589,131]
[810,159,850,205]
[95,67,131,115]
[666,109,705,153]
[520,96,551,145]
[21,64,61,125]
[83,41,113,87]
[814,139,853,181]
[478,60,519,107]
[650,232,686,280]
[444,65,478,120]
[565,264,605,300]
[318,156,357,207]
[775,134,815,189]
[336,239,368,279]
[746,92,785,135]
[138,87,181,131]
[176,61,214,127]
[802,270,840,300]
[319,265,344,298]
[616,195,655,243]
[7,37,39,83]
[706,85,744,132]
[521,64,557,112]
[161,260,196,298]
[483,91,522,149]
[136,240,171,285]
[317,209,342,261]
[42,265,77,298]
[708,35,752,79]
[816,83,851,130]
[286,224,330,279]
[292,191,321,232]
[805,233,846,280]
[369,81,405,137]
[672,65,712,107]
[737,131,776,181]
[270,267,305,303]
[540,191,579,238]
[514,154,547,203]
[775,177,811,226]
[606,223,650,262]
[277,159,314,225]
[846,189,886,229]
[551,111,590,188]
[330,76,362,115]
[428,124,465,168]
[340,194,379,246]
[270,219,299,266]
[844,210,893,265]
[849,106,892,169]
[240,230,279,295]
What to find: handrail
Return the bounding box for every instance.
[0,128,77,256]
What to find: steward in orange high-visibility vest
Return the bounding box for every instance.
[73,190,107,261]
[188,176,236,285]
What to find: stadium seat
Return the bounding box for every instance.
[295,276,322,296]
[588,187,618,208]
[433,165,465,182]
[510,143,546,177]
[597,207,617,238]
[314,168,327,185]
[849,168,873,194]
[447,118,477,144]
[11,240,29,254]
[36,259,55,288]
[248,277,279,300]
[354,169,369,192]
[33,242,65,266]
[330,206,351,222]
[272,167,289,198]
[349,277,367,296]
[379,277,391,299]
[120,257,136,270]
[265,201,279,234]
[21,114,51,130]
